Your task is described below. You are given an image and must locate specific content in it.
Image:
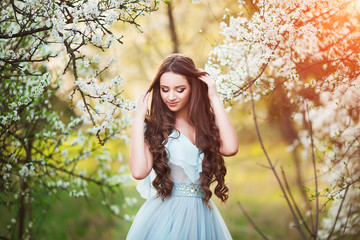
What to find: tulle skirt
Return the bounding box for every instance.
[126,183,232,240]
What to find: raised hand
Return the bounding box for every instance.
[134,89,150,119]
[199,74,238,156]
[130,89,153,180]
[198,74,219,101]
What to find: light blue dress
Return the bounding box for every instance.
[126,130,232,240]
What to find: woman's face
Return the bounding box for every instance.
[160,71,191,115]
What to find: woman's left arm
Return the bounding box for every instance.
[199,75,239,156]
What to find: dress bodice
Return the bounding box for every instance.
[136,130,204,199]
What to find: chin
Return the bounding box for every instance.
[168,107,179,112]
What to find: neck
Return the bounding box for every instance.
[174,106,189,120]
[174,109,195,144]
[175,108,193,129]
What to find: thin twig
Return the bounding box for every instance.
[305,101,319,239]
[0,26,51,39]
[326,186,350,240]
[237,201,269,240]
[256,162,272,169]
[340,204,352,240]
[281,166,314,238]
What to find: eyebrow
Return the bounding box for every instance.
[160,85,187,88]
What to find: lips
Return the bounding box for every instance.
[168,102,179,107]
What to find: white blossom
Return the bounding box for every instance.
[105,11,119,25]
[124,214,131,221]
[92,54,100,63]
[91,34,103,46]
[107,56,118,67]
[110,204,120,215]
[83,58,90,68]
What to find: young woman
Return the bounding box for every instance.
[127,54,238,239]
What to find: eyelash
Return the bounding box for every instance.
[161,88,185,93]
[177,88,185,93]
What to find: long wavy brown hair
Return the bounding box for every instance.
[144,54,228,205]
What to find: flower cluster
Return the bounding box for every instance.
[0,0,158,238]
[1,0,158,144]
[206,0,360,238]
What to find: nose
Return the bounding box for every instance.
[169,91,176,100]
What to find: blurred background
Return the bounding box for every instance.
[1,0,354,239]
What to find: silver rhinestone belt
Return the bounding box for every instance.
[172,182,204,198]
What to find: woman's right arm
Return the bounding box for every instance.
[129,91,153,180]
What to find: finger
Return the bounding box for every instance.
[139,90,146,98]
[198,75,207,82]
[199,75,213,85]
[138,89,148,100]
[144,91,150,101]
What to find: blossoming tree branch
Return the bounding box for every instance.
[0,0,158,239]
[205,0,360,239]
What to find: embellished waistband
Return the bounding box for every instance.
[172,182,204,198]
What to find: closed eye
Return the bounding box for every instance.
[161,88,169,93]
[176,88,185,93]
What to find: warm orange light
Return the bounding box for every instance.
[347,0,360,14]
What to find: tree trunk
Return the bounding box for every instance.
[28,191,33,240]
[167,2,179,53]
[18,181,26,240]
